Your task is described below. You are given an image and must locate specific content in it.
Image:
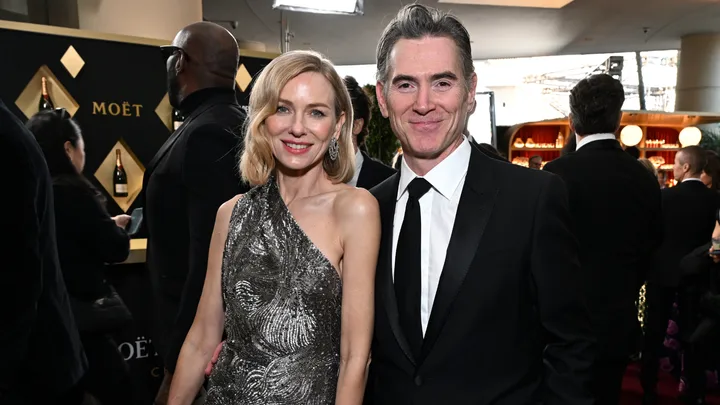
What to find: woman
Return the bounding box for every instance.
[701,150,720,190]
[638,158,658,178]
[26,108,134,405]
[168,50,380,405]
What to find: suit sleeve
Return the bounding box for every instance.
[531,173,595,405]
[639,181,663,289]
[0,139,43,392]
[166,124,243,372]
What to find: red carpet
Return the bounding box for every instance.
[621,362,720,404]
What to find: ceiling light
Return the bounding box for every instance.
[620,125,642,147]
[437,0,573,8]
[272,0,364,15]
[679,126,702,147]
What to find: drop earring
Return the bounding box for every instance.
[328,138,339,161]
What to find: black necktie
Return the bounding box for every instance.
[394,177,432,358]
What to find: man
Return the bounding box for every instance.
[344,75,396,189]
[528,155,542,169]
[142,21,249,404]
[543,74,663,405]
[642,145,719,405]
[0,97,87,404]
[365,4,594,404]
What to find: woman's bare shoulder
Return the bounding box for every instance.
[333,187,379,222]
[216,194,244,225]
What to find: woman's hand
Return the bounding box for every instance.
[112,214,131,229]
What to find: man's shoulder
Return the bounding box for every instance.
[487,154,555,185]
[369,172,399,200]
[189,102,246,131]
[363,152,396,175]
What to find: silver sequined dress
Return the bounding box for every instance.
[206,179,342,404]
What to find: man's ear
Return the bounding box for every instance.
[376,81,389,118]
[352,119,364,136]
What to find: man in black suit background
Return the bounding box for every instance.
[641,145,719,404]
[343,75,396,189]
[0,98,87,404]
[365,4,594,405]
[543,74,663,405]
[141,21,249,404]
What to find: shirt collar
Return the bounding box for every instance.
[397,136,472,201]
[575,133,617,150]
[354,149,364,171]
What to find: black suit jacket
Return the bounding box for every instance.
[142,88,249,372]
[356,151,396,190]
[366,145,594,405]
[0,99,87,401]
[650,179,720,287]
[543,139,663,358]
[53,180,130,301]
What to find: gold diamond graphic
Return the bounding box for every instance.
[236,64,252,92]
[60,46,85,78]
[93,138,145,212]
[15,65,79,119]
[154,93,173,131]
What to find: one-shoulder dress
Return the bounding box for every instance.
[206,178,342,404]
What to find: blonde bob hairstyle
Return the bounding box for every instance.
[239,50,355,186]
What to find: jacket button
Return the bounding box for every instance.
[414,375,423,386]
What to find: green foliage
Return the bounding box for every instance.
[362,84,400,165]
[699,124,720,155]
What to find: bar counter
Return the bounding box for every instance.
[124,238,147,264]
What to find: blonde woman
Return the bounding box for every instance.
[638,158,658,177]
[168,50,380,405]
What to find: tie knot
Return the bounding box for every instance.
[407,177,432,200]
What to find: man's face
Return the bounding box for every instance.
[164,32,189,109]
[673,152,689,181]
[376,36,476,166]
[166,53,182,108]
[529,157,542,169]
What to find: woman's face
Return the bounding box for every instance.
[701,170,713,188]
[265,71,344,173]
[65,136,85,173]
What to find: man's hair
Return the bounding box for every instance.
[529,155,542,162]
[569,74,625,136]
[375,4,474,90]
[343,75,372,145]
[678,145,707,176]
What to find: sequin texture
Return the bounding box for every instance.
[206,179,342,404]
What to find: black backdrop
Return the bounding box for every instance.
[0,23,274,403]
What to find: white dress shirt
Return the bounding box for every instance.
[575,133,617,150]
[391,137,472,335]
[347,149,364,187]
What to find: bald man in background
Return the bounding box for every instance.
[140,21,249,404]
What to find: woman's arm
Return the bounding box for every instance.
[167,195,241,405]
[335,189,380,405]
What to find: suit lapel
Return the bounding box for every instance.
[374,174,417,366]
[421,146,498,359]
[356,153,371,190]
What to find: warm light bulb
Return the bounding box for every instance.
[679,126,702,147]
[620,125,642,147]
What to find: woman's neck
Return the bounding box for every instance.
[275,164,330,206]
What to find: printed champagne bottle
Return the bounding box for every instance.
[38,77,54,111]
[113,149,128,197]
